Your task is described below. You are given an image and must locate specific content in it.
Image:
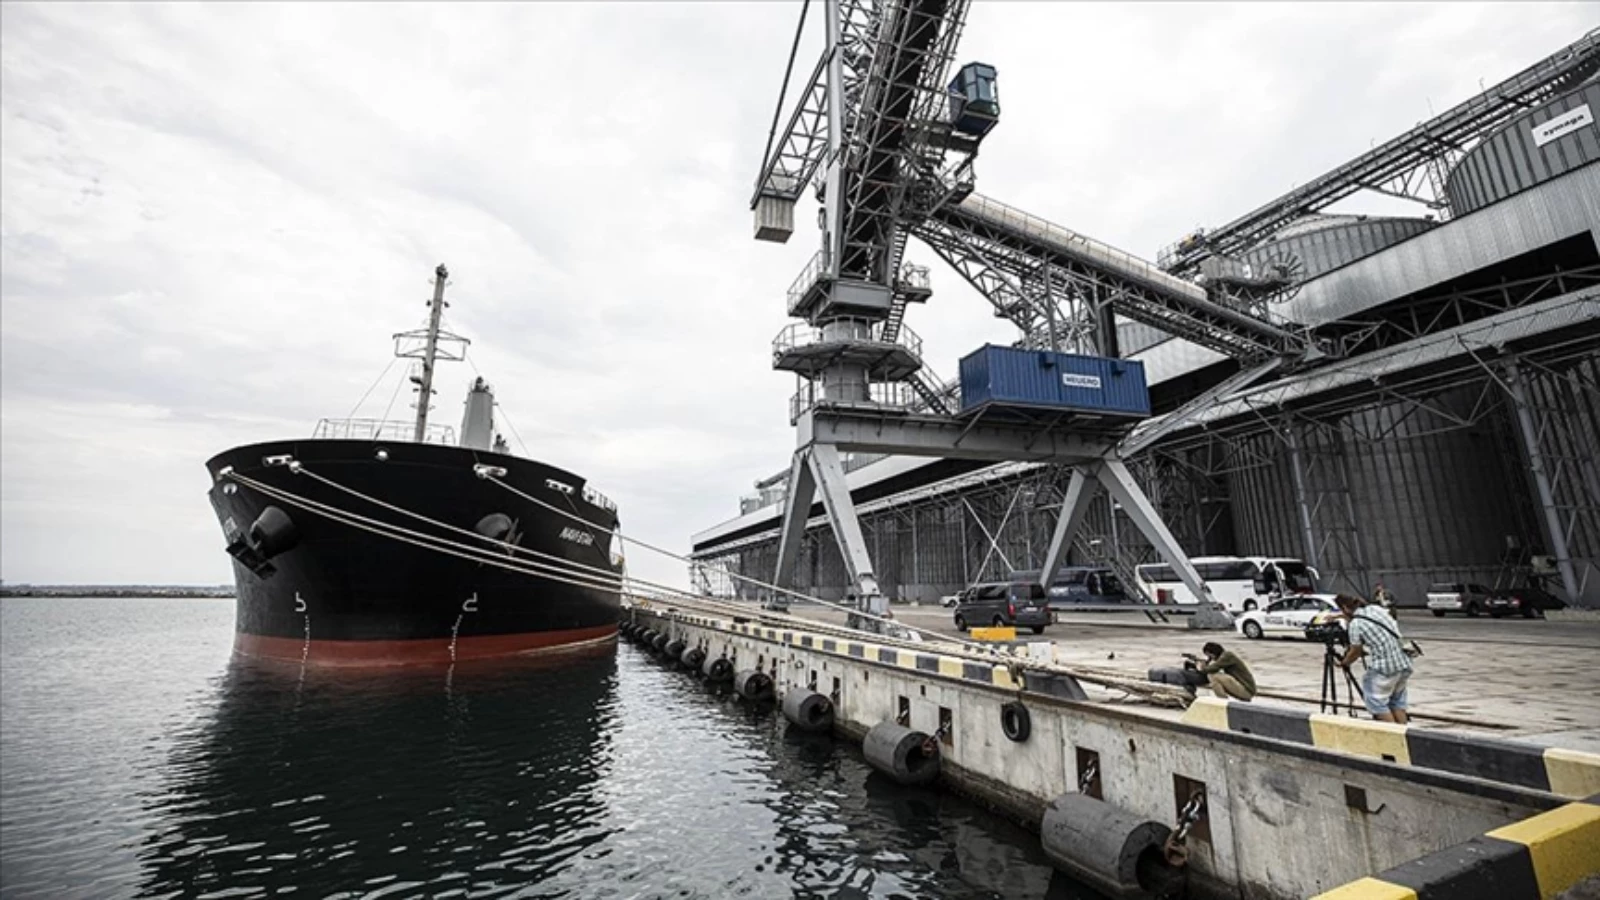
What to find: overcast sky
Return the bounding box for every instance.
[2,2,1593,588]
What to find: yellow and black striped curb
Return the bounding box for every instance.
[1312,793,1600,899]
[626,609,1076,694]
[1181,698,1600,799]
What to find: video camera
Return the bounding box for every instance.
[1304,620,1348,647]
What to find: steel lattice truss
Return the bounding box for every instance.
[752,0,881,207]
[916,206,1310,361]
[836,0,970,283]
[1158,29,1600,275]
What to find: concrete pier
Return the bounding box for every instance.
[626,601,1600,900]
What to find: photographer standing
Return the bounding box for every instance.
[1335,594,1413,724]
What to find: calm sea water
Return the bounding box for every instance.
[0,597,1099,899]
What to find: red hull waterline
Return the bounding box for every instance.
[234,625,619,667]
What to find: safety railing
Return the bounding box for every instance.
[313,418,457,446]
[787,249,832,316]
[790,382,917,424]
[771,318,924,361]
[582,485,618,514]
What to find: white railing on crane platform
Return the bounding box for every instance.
[787,249,832,316]
[771,317,924,361]
[789,381,917,425]
[313,418,458,446]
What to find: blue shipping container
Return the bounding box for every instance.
[957,345,1151,418]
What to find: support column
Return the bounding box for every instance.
[1504,359,1582,602]
[1285,423,1322,571]
[773,450,817,590]
[1039,463,1102,588]
[1097,458,1216,611]
[809,443,884,613]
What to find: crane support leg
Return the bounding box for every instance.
[808,443,884,615]
[773,448,818,591]
[1504,359,1584,603]
[1039,463,1103,589]
[1096,459,1224,626]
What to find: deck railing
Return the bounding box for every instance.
[313,418,458,446]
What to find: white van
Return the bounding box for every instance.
[1134,556,1320,613]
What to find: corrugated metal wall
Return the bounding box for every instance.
[1228,387,1538,602]
[1242,216,1436,283]
[1446,82,1600,215]
[706,361,1597,607]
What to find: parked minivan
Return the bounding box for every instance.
[953,581,1052,634]
[1011,567,1129,608]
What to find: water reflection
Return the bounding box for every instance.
[136,649,619,898]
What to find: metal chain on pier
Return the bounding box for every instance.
[1163,790,1207,867]
[1076,757,1098,794]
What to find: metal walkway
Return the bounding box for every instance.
[921,193,1314,360]
[1159,29,1600,274]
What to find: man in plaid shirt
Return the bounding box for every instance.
[1335,594,1413,724]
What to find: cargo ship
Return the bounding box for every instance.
[204,265,623,665]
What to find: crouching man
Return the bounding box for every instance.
[1187,642,1256,702]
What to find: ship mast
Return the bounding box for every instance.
[394,264,469,443]
[413,265,449,442]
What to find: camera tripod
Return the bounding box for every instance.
[1320,644,1364,716]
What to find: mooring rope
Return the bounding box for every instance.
[479,472,957,644]
[221,463,1191,701]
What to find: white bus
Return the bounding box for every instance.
[1134,556,1320,613]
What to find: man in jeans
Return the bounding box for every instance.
[1335,593,1412,723]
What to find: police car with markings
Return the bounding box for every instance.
[1235,594,1342,640]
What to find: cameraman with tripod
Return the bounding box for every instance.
[1334,594,1416,724]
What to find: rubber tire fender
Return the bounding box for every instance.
[680,646,707,671]
[702,656,734,683]
[1001,701,1031,743]
[734,669,774,702]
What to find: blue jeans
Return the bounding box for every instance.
[1362,668,1410,718]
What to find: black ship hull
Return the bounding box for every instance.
[205,439,622,666]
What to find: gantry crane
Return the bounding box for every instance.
[746,0,1333,625]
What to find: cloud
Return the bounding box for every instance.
[2,2,1593,588]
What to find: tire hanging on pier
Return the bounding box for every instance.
[1040,793,1185,900]
[664,639,686,662]
[862,721,940,786]
[781,686,834,733]
[1001,701,1032,743]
